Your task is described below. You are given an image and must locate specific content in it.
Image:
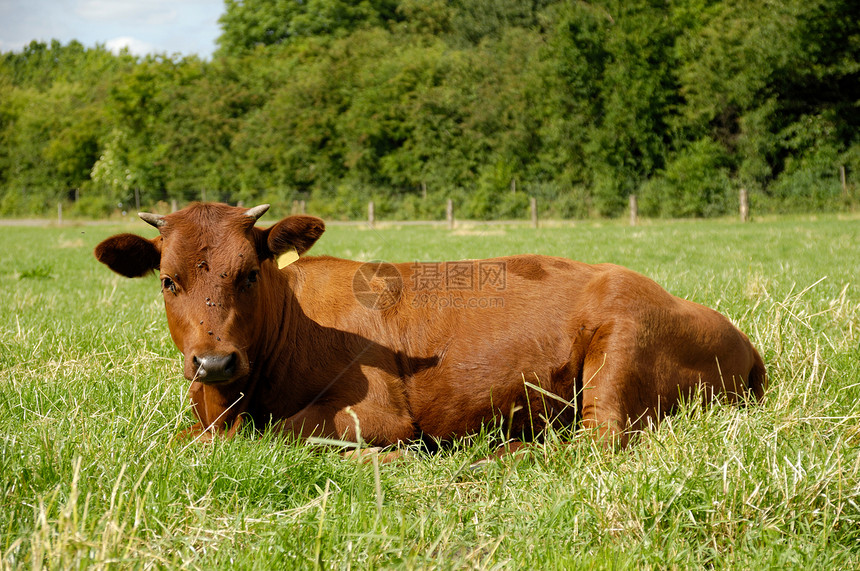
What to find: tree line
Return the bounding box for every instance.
[1,0,857,220]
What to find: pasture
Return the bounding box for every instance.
[1,214,859,569]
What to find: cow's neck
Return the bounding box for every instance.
[260,263,385,413]
[228,263,350,420]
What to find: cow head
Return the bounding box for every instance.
[95,202,325,385]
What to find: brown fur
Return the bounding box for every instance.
[95,203,766,448]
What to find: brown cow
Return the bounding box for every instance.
[94,202,766,450]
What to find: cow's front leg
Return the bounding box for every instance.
[276,400,415,447]
[276,404,412,464]
[275,404,342,441]
[174,421,213,442]
[174,414,247,443]
[186,381,250,437]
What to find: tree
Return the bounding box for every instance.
[0,41,119,213]
[1,1,858,218]
[674,0,860,198]
[216,0,401,56]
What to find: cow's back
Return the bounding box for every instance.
[289,254,762,443]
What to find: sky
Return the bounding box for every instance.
[0,0,224,59]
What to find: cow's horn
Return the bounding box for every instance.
[245,204,270,221]
[139,212,166,228]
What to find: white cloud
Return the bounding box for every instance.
[105,36,156,56]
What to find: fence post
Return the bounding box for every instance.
[300,200,306,214]
[629,194,638,226]
[368,200,375,229]
[530,197,538,229]
[446,199,454,230]
[739,187,749,222]
[134,188,140,211]
[422,181,427,200]
[57,202,63,225]
[171,199,178,212]
[511,178,517,194]
[841,165,848,199]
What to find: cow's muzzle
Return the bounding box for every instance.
[192,352,239,384]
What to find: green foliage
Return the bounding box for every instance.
[0,0,859,219]
[18,263,53,279]
[640,138,732,217]
[70,191,115,218]
[217,0,401,56]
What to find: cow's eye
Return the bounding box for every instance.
[162,277,177,294]
[239,269,260,292]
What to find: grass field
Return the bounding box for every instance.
[1,214,859,569]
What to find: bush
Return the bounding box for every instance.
[0,190,23,216]
[590,176,628,217]
[397,192,449,220]
[639,139,732,218]
[494,191,531,220]
[841,143,860,206]
[0,189,55,216]
[461,185,493,220]
[764,142,844,213]
[308,184,367,220]
[70,193,114,218]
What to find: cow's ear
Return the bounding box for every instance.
[260,215,325,259]
[94,233,162,278]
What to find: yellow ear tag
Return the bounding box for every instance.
[277,247,299,269]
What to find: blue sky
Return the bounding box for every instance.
[0,0,224,58]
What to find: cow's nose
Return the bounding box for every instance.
[192,352,238,383]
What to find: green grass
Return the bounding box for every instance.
[1,215,859,569]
